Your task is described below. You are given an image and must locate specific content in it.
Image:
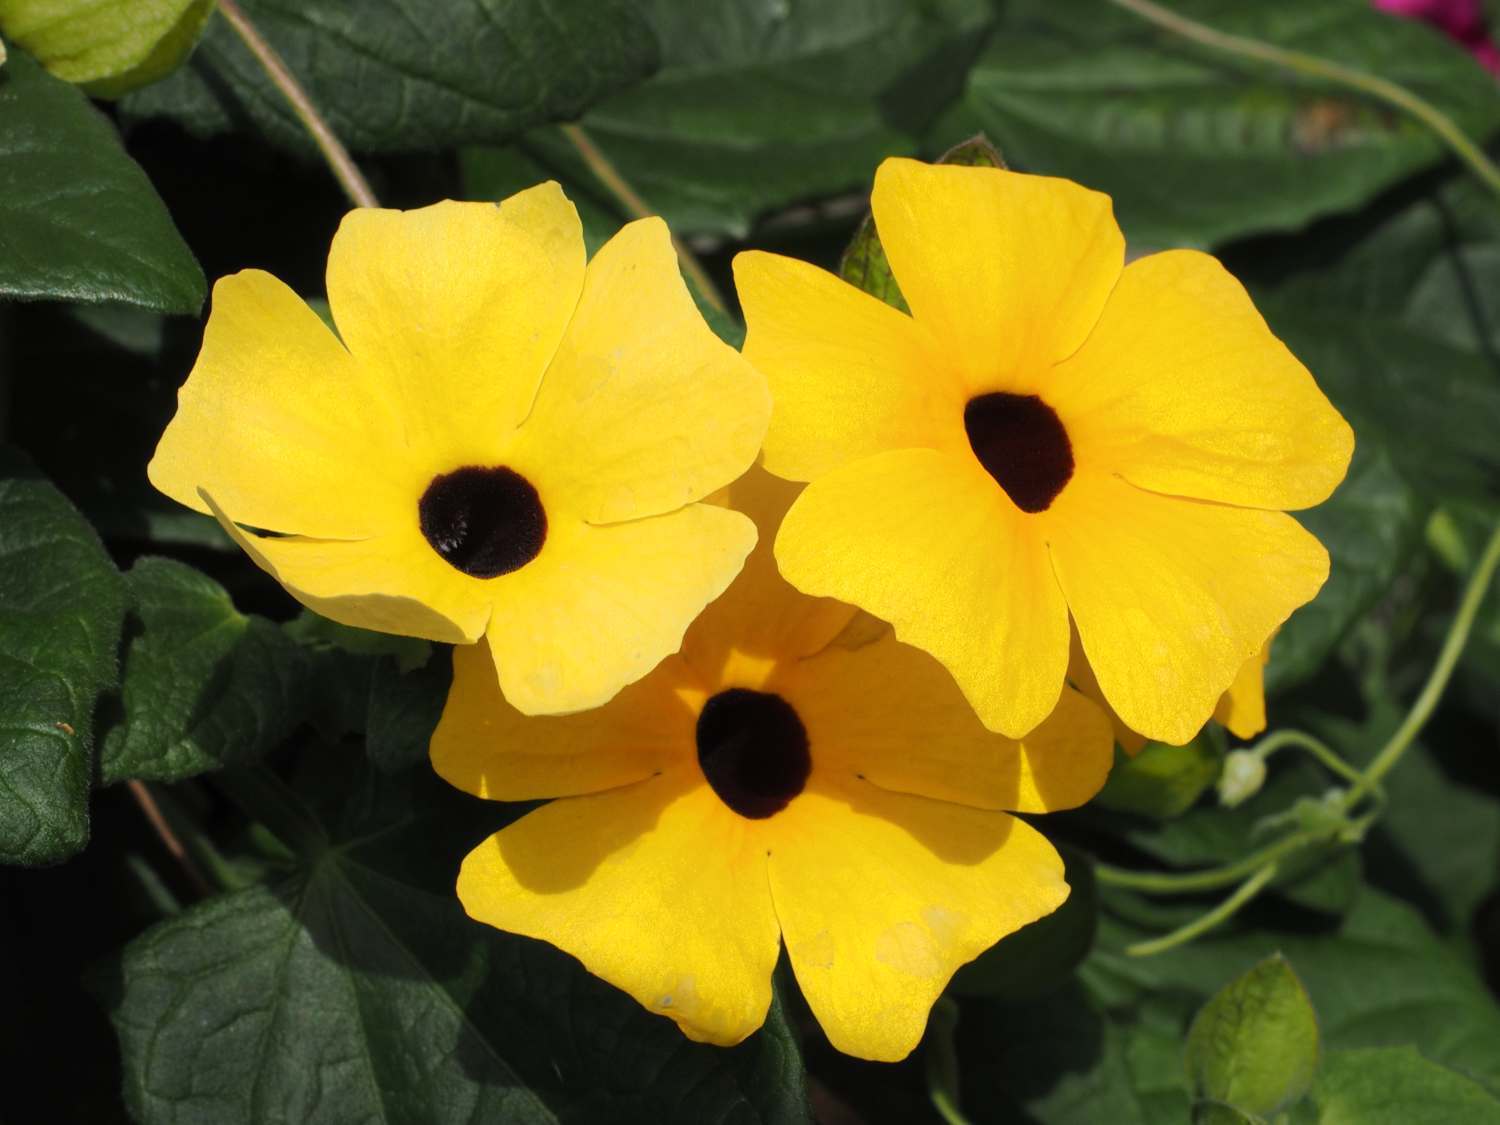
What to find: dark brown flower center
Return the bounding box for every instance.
[418,466,546,579]
[963,392,1074,513]
[695,688,810,819]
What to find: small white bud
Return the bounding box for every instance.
[1218,750,1267,808]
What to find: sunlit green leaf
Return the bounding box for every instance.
[1185,955,1319,1118]
[0,0,214,96]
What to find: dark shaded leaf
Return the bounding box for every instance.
[520,0,992,237]
[121,0,660,154]
[100,558,310,784]
[0,451,126,865]
[1271,449,1426,694]
[110,757,811,1124]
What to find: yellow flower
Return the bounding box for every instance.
[734,157,1352,744]
[1072,633,1273,756]
[432,467,1114,1061]
[149,184,769,715]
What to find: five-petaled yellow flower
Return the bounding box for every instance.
[149,184,770,716]
[431,466,1114,1061]
[734,157,1353,745]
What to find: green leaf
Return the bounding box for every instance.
[1249,175,1500,505]
[121,0,660,154]
[282,612,440,760]
[951,845,1098,1000]
[956,981,1192,1124]
[1091,887,1500,1095]
[1269,448,1426,694]
[364,649,450,774]
[0,451,126,865]
[0,49,205,311]
[0,0,214,96]
[1184,955,1320,1118]
[520,0,992,237]
[1302,1046,1500,1123]
[949,0,1500,248]
[99,558,311,785]
[1094,731,1225,820]
[1194,1103,1260,1125]
[110,756,811,1124]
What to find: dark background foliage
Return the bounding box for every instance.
[2,0,1500,1121]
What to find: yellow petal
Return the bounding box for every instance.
[513,218,769,524]
[485,503,757,715]
[682,464,857,681]
[783,632,1113,812]
[1046,471,1329,745]
[149,270,407,538]
[202,490,489,644]
[458,773,781,1047]
[733,250,966,480]
[1066,626,1148,756]
[767,779,1067,1061]
[870,157,1122,391]
[431,640,697,802]
[1054,250,1354,511]
[1215,637,1272,740]
[775,448,1069,738]
[325,187,585,465]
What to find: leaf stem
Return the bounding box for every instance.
[558,122,729,313]
[216,0,379,209]
[1342,521,1500,806]
[1107,0,1500,205]
[1124,862,1279,957]
[127,780,212,897]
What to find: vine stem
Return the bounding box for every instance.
[127,780,212,897]
[1096,825,1325,895]
[1108,0,1500,205]
[1248,728,1365,788]
[559,123,730,313]
[1124,863,1279,958]
[217,0,379,209]
[1343,522,1500,805]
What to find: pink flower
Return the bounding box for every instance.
[1374,0,1500,72]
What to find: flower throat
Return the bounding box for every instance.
[696,688,811,819]
[419,465,546,578]
[963,392,1074,513]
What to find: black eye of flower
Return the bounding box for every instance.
[963,392,1074,513]
[419,466,546,578]
[695,688,811,819]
